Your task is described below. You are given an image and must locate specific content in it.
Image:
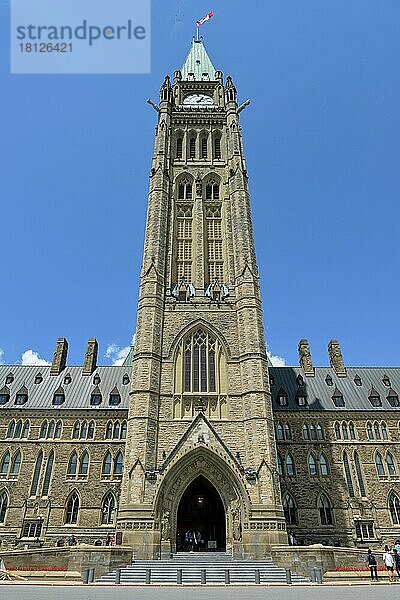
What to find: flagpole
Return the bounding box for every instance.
[196,25,199,41]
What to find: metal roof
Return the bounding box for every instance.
[270,366,400,413]
[181,38,216,81]
[0,366,130,411]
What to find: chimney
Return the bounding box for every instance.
[298,339,314,377]
[50,338,68,376]
[82,338,98,376]
[328,339,347,377]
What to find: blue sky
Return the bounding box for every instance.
[1,0,399,368]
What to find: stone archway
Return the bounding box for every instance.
[176,475,226,552]
[155,446,250,556]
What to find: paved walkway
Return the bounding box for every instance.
[1,584,399,600]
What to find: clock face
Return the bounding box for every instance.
[183,94,214,106]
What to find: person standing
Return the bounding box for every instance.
[393,548,400,580]
[367,549,378,581]
[383,545,395,582]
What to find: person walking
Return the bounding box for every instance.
[393,548,400,580]
[367,549,378,581]
[383,545,395,582]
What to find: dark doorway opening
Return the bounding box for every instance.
[176,475,226,552]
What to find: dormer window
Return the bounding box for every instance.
[109,387,121,406]
[296,389,307,407]
[369,388,382,407]
[354,375,362,386]
[53,386,65,406]
[277,388,288,407]
[0,387,10,405]
[122,374,130,385]
[64,373,72,385]
[15,387,28,405]
[202,72,210,81]
[5,373,14,385]
[93,374,101,386]
[90,387,102,406]
[34,373,43,384]
[296,374,304,386]
[332,387,345,407]
[382,375,391,387]
[269,375,274,387]
[387,390,399,407]
[325,375,333,386]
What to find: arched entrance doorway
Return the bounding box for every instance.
[176,475,226,552]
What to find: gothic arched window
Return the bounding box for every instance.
[277,454,283,476]
[205,179,220,200]
[87,421,95,440]
[201,135,208,159]
[0,451,10,475]
[114,452,124,476]
[65,493,79,524]
[175,198,193,283]
[354,452,366,497]
[286,454,295,476]
[55,421,62,439]
[334,422,341,440]
[389,492,400,525]
[308,453,317,476]
[367,422,373,440]
[0,491,8,524]
[318,494,333,525]
[317,424,324,440]
[30,450,43,497]
[373,422,381,440]
[10,451,21,476]
[349,422,356,440]
[214,135,221,159]
[42,450,54,496]
[113,422,120,440]
[276,423,284,441]
[310,424,317,440]
[178,177,193,200]
[204,186,223,284]
[68,452,78,477]
[176,136,183,159]
[386,452,396,476]
[319,454,329,476]
[343,452,355,497]
[283,493,297,525]
[284,424,292,440]
[341,422,349,440]
[101,493,116,525]
[375,452,385,476]
[79,452,89,476]
[381,422,388,440]
[184,329,217,393]
[40,420,48,439]
[7,420,15,438]
[102,452,112,476]
[105,421,113,439]
[121,421,127,439]
[72,421,80,439]
[303,424,310,440]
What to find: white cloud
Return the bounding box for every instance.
[0,348,4,365]
[267,348,286,367]
[105,333,135,366]
[106,344,131,366]
[20,349,51,366]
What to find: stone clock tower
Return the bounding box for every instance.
[117,38,286,559]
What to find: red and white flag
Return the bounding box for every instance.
[196,11,213,27]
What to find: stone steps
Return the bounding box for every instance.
[97,552,308,584]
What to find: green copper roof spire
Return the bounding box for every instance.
[181,37,216,81]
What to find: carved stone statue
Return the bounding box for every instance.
[231,501,242,542]
[161,511,171,541]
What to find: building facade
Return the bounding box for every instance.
[0,40,399,557]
